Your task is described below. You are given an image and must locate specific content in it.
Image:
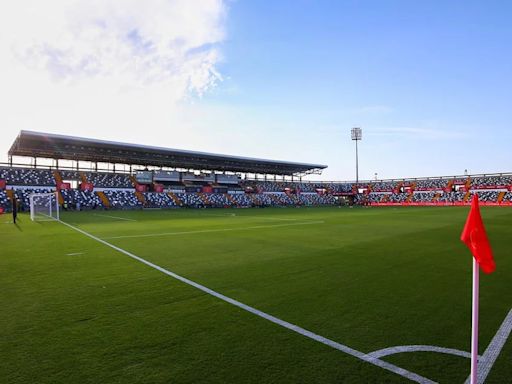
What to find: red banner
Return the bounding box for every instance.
[0,179,5,189]
[0,207,4,214]
[369,202,510,207]
[471,185,508,190]
[154,184,164,193]
[57,182,71,190]
[136,184,147,192]
[80,182,94,191]
[202,186,213,194]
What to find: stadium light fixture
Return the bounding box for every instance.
[351,127,362,188]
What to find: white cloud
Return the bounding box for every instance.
[0,0,227,162]
[3,0,225,94]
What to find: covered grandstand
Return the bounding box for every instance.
[8,130,327,177]
[2,130,512,214]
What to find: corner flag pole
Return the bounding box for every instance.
[461,195,496,384]
[470,258,479,384]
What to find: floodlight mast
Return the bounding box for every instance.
[351,127,362,190]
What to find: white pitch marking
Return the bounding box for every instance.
[66,252,84,256]
[368,345,477,360]
[103,221,325,240]
[93,214,137,222]
[463,309,512,384]
[57,219,435,384]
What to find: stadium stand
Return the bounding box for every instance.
[414,179,449,190]
[0,167,54,186]
[85,172,133,188]
[59,170,81,180]
[471,175,512,188]
[142,192,177,208]
[103,190,142,209]
[0,190,9,211]
[14,188,54,210]
[60,189,104,210]
[371,181,396,191]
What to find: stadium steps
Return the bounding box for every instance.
[57,190,64,205]
[96,191,111,208]
[498,191,506,203]
[465,177,472,189]
[53,170,63,185]
[433,193,441,202]
[129,175,137,187]
[381,194,390,203]
[80,172,88,184]
[135,191,146,204]
[198,193,211,205]
[167,192,183,206]
[463,191,472,203]
[6,189,14,202]
[406,192,414,203]
[446,179,454,190]
[224,193,238,207]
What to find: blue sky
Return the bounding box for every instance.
[0,0,510,180]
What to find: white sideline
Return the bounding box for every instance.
[463,309,512,384]
[93,214,137,222]
[102,221,325,240]
[57,219,435,384]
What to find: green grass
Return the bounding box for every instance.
[1,206,511,383]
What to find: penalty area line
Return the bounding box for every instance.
[57,218,435,384]
[102,221,325,240]
[93,214,137,222]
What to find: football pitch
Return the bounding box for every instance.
[1,206,511,383]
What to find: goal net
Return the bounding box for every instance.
[30,192,60,221]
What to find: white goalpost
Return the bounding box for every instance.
[30,191,60,221]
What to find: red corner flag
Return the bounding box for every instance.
[461,195,496,274]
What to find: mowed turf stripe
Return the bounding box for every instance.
[102,220,325,239]
[57,219,436,384]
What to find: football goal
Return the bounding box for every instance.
[30,192,60,221]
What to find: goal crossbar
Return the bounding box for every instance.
[30,191,60,221]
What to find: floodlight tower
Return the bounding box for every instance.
[351,127,362,188]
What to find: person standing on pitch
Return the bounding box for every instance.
[12,198,17,224]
